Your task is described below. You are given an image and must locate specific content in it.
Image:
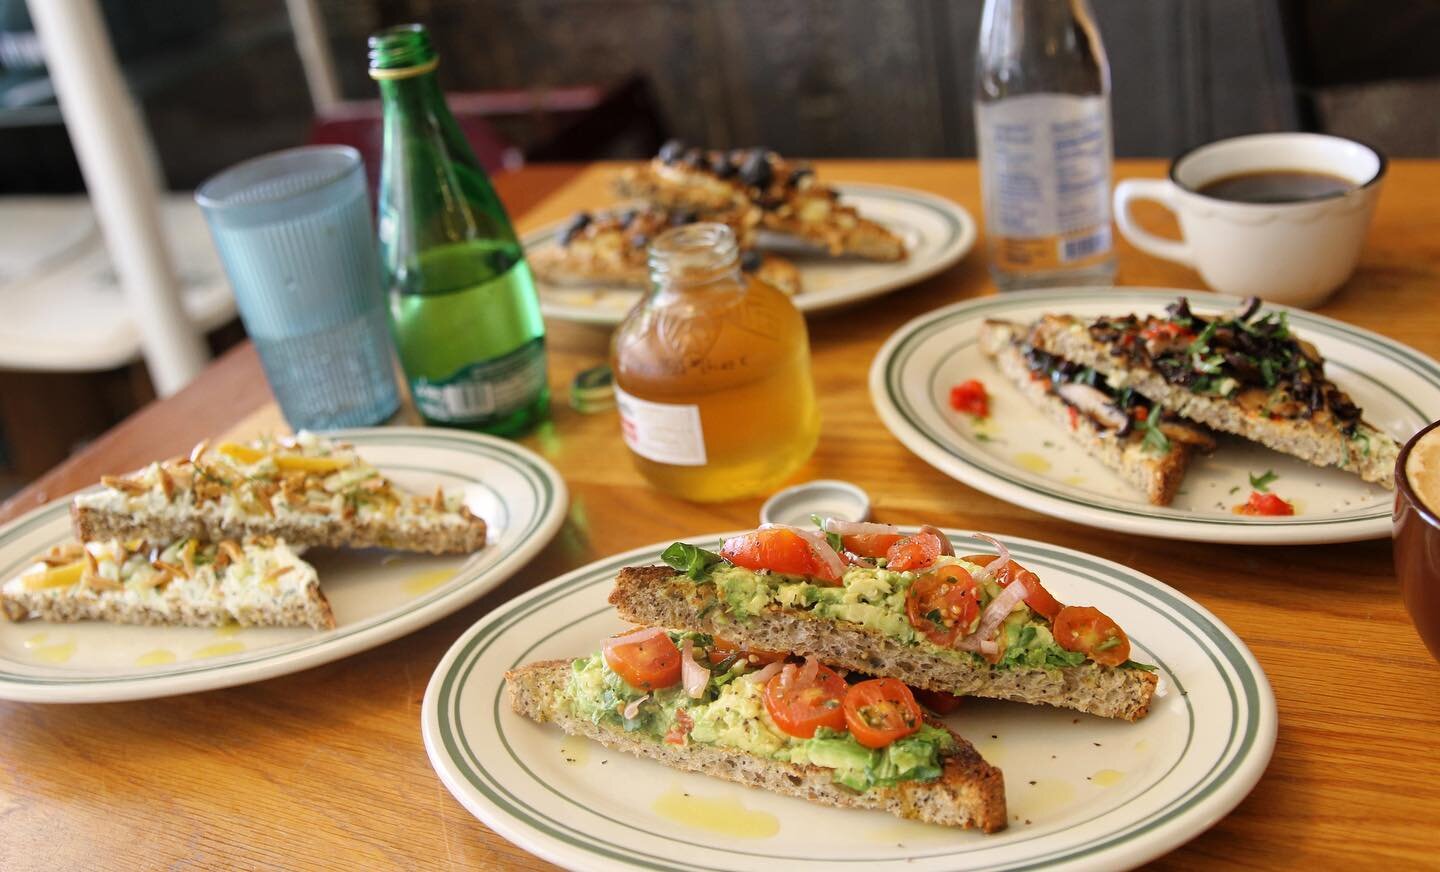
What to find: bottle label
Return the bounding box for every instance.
[412,338,546,425]
[614,386,707,467]
[976,94,1113,271]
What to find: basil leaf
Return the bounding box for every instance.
[1248,469,1279,492]
[661,542,724,580]
[811,514,844,553]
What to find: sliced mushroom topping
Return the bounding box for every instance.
[1055,383,1129,430]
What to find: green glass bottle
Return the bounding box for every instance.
[369,24,548,435]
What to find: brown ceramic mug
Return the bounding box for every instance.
[1395,418,1440,661]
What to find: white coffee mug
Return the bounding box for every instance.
[1113,132,1385,308]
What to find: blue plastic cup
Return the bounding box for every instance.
[196,145,400,430]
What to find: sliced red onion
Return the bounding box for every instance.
[970,532,1013,581]
[954,635,999,655]
[741,660,786,685]
[917,524,955,556]
[974,576,1029,642]
[842,550,877,568]
[680,638,709,699]
[798,656,819,685]
[621,694,650,720]
[760,524,845,581]
[602,625,668,656]
[822,518,903,537]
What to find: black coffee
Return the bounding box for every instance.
[1196,170,1356,204]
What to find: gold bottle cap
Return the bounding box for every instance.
[368,57,439,80]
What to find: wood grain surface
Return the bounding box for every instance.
[2,160,1439,871]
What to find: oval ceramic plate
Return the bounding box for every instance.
[526,183,976,325]
[422,531,1276,872]
[870,288,1440,544]
[0,427,567,703]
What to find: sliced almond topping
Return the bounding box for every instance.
[101,474,149,495]
[432,486,445,512]
[219,540,245,565]
[181,539,197,577]
[458,505,479,522]
[84,572,123,592]
[305,502,332,515]
[263,565,294,585]
[152,559,188,580]
[135,568,171,590]
[189,438,211,464]
[157,465,175,501]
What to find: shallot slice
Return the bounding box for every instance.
[741,660,786,685]
[622,694,650,720]
[974,576,1029,642]
[970,532,1013,581]
[602,625,668,656]
[954,635,999,655]
[680,638,709,699]
[917,524,955,556]
[822,519,903,537]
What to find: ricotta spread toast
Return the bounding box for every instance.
[980,318,1215,505]
[1,537,333,630]
[528,204,802,295]
[71,433,486,555]
[507,629,1006,831]
[610,523,1159,722]
[1026,296,1400,487]
[615,139,907,261]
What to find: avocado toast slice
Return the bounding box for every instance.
[609,526,1159,722]
[506,630,1007,831]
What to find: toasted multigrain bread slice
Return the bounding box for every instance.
[70,433,486,555]
[505,658,1007,832]
[1028,313,1400,487]
[614,142,907,261]
[979,319,1207,505]
[1,538,334,630]
[610,567,1157,722]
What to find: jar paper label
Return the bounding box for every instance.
[615,386,707,466]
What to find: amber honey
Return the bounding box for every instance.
[611,224,819,502]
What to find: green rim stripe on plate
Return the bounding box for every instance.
[435,536,1263,870]
[883,291,1438,527]
[0,431,556,685]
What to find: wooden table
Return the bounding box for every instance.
[2,160,1438,871]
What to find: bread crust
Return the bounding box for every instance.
[71,504,486,555]
[979,319,1197,505]
[610,566,1157,722]
[1028,314,1399,487]
[505,658,1008,832]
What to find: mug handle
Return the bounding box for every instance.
[1113,179,1194,267]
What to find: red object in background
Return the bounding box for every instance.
[949,379,989,417]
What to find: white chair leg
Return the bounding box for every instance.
[26,0,209,396]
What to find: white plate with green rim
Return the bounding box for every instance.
[422,530,1276,871]
[0,427,567,703]
[870,288,1440,544]
[526,183,976,326]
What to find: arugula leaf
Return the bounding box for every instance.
[811,514,844,553]
[1248,469,1279,492]
[661,542,724,580]
[1120,660,1158,672]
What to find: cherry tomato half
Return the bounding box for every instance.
[843,678,924,749]
[906,564,981,647]
[911,686,964,715]
[764,661,849,739]
[603,630,683,691]
[960,553,1065,621]
[949,379,990,418]
[886,532,944,572]
[721,528,840,583]
[707,637,785,667]
[841,532,904,559]
[1052,605,1130,667]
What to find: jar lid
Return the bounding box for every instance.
[570,364,615,413]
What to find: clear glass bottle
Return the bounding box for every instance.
[370,24,548,436]
[611,223,820,502]
[975,0,1116,290]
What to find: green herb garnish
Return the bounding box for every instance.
[661,542,724,580]
[1248,469,1279,492]
[1121,660,1158,672]
[1136,414,1171,454]
[811,514,844,553]
[1186,321,1218,355]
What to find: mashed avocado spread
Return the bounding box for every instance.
[562,636,953,792]
[665,545,1099,672]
